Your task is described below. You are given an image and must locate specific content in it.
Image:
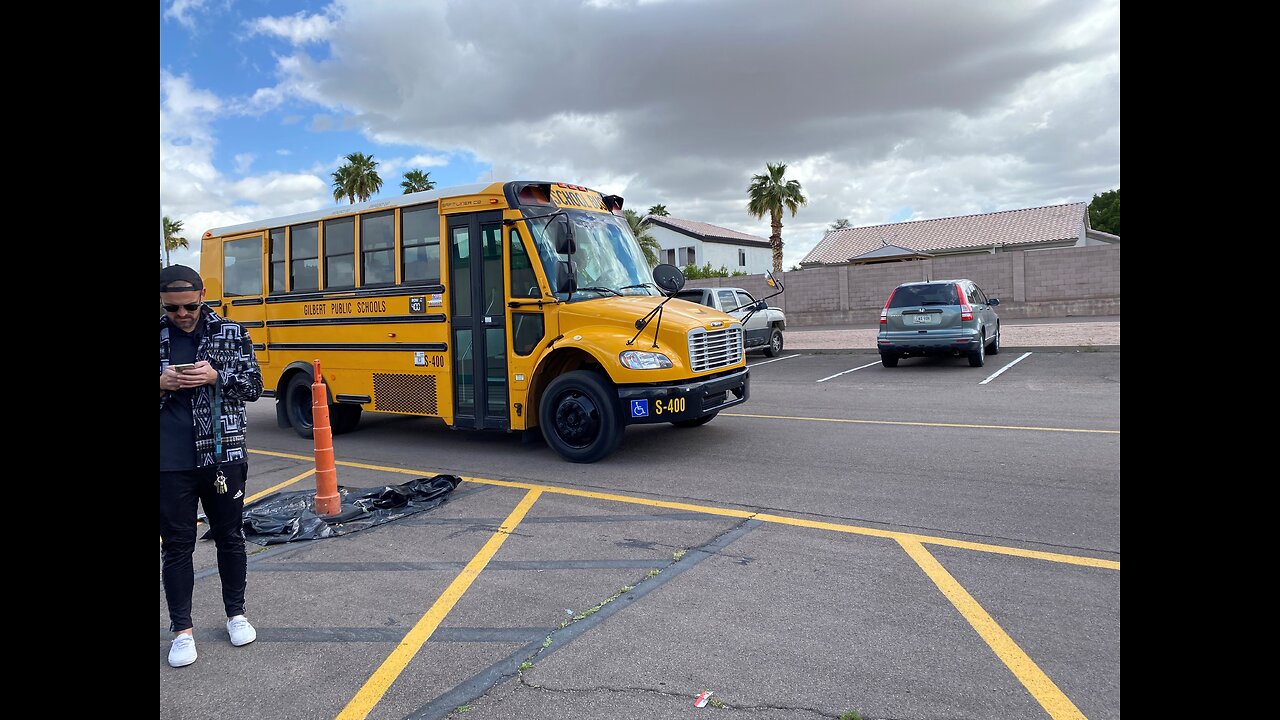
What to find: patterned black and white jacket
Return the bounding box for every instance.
[160,306,264,467]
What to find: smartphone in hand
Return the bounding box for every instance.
[170,363,197,373]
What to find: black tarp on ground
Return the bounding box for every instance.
[238,475,460,545]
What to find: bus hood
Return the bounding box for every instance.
[557,296,738,336]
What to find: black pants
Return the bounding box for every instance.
[159,463,248,632]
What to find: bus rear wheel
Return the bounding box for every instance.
[285,374,316,439]
[539,371,622,463]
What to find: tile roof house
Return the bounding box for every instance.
[800,202,1119,267]
[641,215,774,274]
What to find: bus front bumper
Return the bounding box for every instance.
[617,368,750,425]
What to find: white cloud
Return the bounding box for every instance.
[160,71,333,268]
[164,0,211,29]
[246,11,335,45]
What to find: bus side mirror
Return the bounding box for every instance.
[555,260,577,295]
[652,263,686,293]
[549,215,576,255]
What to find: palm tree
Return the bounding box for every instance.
[332,165,356,204]
[332,152,383,204]
[647,204,670,217]
[747,162,808,276]
[163,216,189,267]
[624,209,662,268]
[401,169,436,194]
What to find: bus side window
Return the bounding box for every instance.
[269,228,286,293]
[324,216,355,289]
[509,229,539,298]
[360,211,395,286]
[290,222,319,292]
[224,236,263,297]
[512,313,544,356]
[402,205,441,284]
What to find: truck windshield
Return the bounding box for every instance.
[526,209,658,301]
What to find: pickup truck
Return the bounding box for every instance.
[674,287,787,356]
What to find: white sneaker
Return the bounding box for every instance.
[227,615,257,647]
[168,634,197,667]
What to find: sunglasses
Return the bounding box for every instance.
[163,303,202,312]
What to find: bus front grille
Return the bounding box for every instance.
[688,326,743,372]
[374,374,438,415]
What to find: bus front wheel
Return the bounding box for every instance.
[539,371,623,463]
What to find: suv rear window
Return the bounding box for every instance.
[889,283,959,308]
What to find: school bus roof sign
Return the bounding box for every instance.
[549,184,608,213]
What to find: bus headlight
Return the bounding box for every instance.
[619,350,673,369]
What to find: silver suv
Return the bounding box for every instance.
[877,280,1001,367]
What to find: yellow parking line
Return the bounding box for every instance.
[724,412,1119,435]
[898,539,1086,720]
[246,468,315,504]
[248,451,1117,570]
[336,489,542,720]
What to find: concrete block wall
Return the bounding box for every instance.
[1025,245,1121,302]
[685,245,1119,326]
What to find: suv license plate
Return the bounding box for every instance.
[913,314,932,324]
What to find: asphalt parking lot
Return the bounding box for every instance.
[161,348,1120,720]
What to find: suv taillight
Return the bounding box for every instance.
[881,289,897,324]
[956,283,973,321]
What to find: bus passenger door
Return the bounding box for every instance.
[448,211,508,430]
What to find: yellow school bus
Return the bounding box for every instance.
[199,181,749,462]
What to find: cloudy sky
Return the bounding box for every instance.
[160,0,1120,271]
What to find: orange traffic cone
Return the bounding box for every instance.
[311,359,342,517]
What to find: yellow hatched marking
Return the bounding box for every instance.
[898,539,1086,720]
[336,489,542,720]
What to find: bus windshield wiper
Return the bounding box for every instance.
[574,286,622,296]
[619,282,658,293]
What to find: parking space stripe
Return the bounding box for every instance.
[250,450,1117,570]
[979,351,1033,385]
[246,467,316,504]
[747,354,801,367]
[336,488,542,720]
[816,360,880,382]
[724,412,1119,435]
[898,539,1086,720]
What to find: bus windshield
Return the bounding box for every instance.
[527,209,658,300]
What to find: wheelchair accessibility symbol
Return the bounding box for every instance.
[630,399,649,418]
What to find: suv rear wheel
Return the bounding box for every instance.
[880,353,899,368]
[969,333,986,367]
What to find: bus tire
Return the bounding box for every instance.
[332,404,362,434]
[285,374,315,439]
[540,370,623,463]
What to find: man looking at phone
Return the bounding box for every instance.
[159,264,263,667]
